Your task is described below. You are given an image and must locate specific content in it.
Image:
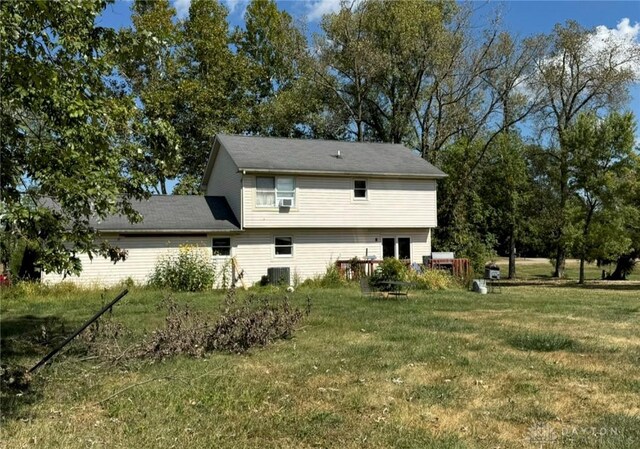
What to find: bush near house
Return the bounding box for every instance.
[148,245,216,292]
[300,264,347,288]
[408,269,458,290]
[369,258,408,291]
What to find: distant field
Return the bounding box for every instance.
[1,284,639,448]
[493,257,640,282]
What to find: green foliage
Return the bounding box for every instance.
[562,111,638,282]
[408,269,457,291]
[1,0,149,275]
[529,20,640,277]
[369,258,408,291]
[118,0,183,195]
[148,245,215,292]
[318,0,457,142]
[2,280,82,301]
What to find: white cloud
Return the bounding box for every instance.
[224,0,247,14]
[306,0,342,22]
[589,18,640,77]
[174,0,191,19]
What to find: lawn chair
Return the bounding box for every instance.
[360,277,377,297]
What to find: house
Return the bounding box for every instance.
[42,135,446,287]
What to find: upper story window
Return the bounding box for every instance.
[212,237,231,256]
[256,176,295,207]
[354,179,367,199]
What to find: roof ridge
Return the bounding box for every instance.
[216,133,405,146]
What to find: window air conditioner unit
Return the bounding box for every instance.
[279,198,294,208]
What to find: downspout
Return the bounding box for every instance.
[240,170,245,231]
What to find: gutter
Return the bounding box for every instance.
[238,168,448,179]
[98,229,243,234]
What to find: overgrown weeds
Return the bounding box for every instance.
[211,288,311,353]
[148,245,216,292]
[136,289,311,359]
[408,269,459,290]
[77,314,131,359]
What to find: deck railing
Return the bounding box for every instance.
[335,258,471,280]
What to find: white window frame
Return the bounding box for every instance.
[212,237,231,257]
[353,179,368,200]
[274,236,293,257]
[256,176,296,208]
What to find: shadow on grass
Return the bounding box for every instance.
[507,332,579,352]
[0,315,71,358]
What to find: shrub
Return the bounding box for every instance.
[148,245,216,292]
[409,269,457,290]
[369,258,408,291]
[300,263,346,288]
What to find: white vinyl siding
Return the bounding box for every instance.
[205,146,242,223]
[41,228,431,287]
[232,228,431,285]
[41,235,212,287]
[243,175,437,228]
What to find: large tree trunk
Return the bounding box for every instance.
[608,252,639,280]
[579,257,586,284]
[554,247,566,278]
[159,176,167,195]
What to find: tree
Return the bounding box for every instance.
[529,20,640,277]
[480,133,532,278]
[177,0,245,179]
[1,0,148,275]
[119,0,183,195]
[562,111,637,283]
[234,0,315,137]
[314,1,379,141]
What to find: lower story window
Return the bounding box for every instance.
[275,236,293,256]
[398,237,411,260]
[212,237,231,256]
[382,237,411,260]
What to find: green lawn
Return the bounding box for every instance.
[1,282,639,448]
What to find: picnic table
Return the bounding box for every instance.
[381,281,414,298]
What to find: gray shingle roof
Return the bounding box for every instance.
[90,196,239,233]
[215,134,447,178]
